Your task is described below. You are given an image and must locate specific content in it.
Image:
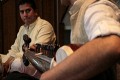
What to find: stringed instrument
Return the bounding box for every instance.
[23,34,115,79]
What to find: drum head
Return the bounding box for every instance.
[56,45,73,63]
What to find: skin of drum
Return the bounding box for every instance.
[55,44,82,63]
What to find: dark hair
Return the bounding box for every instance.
[18,0,36,10]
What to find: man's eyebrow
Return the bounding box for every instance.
[19,8,31,12]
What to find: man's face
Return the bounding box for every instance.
[19,3,37,25]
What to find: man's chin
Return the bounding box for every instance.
[24,21,30,25]
[25,23,30,26]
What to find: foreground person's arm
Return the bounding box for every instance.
[40,35,120,80]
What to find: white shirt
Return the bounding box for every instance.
[69,0,120,44]
[84,0,120,40]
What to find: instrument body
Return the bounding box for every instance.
[24,49,52,73]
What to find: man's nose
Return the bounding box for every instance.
[23,11,28,16]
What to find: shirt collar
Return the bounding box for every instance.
[24,17,40,30]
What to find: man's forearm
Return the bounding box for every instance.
[40,35,120,80]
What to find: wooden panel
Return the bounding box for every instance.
[35,0,43,17]
[57,1,69,45]
[0,2,3,53]
[42,0,56,28]
[3,0,16,54]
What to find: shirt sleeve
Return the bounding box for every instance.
[84,2,120,41]
[7,26,24,58]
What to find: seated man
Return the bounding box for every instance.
[0,0,56,79]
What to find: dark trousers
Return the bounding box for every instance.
[4,71,39,80]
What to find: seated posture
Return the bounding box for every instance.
[0,0,56,79]
[40,0,120,80]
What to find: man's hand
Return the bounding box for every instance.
[3,56,15,77]
[30,44,39,52]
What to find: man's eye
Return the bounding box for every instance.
[25,9,31,13]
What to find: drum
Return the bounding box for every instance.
[55,44,82,64]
